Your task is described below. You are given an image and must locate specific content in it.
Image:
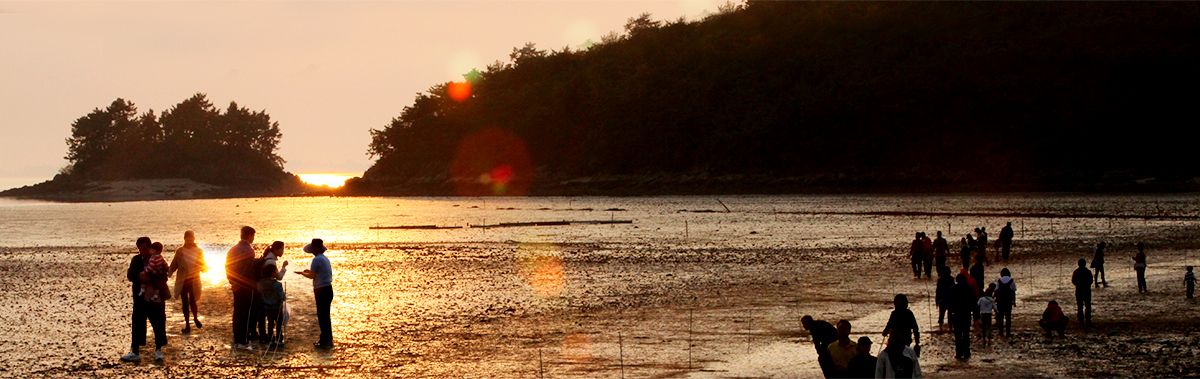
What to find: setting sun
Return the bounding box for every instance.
[298,173,359,188]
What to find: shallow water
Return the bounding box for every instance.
[3,194,1199,377]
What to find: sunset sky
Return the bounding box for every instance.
[0,1,724,190]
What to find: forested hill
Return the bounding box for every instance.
[352,2,1200,196]
[2,94,307,201]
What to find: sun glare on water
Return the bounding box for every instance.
[298,173,359,188]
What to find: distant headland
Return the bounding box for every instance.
[7,2,1200,201]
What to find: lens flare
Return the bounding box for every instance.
[448,81,471,101]
[561,333,593,362]
[450,128,533,196]
[528,254,564,297]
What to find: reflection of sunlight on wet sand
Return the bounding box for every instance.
[517,241,567,298]
[199,245,227,285]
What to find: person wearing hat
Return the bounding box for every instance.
[297,238,334,349]
[848,336,876,379]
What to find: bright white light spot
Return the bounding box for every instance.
[564,21,598,49]
[298,173,358,188]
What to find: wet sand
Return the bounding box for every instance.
[4,231,1200,378]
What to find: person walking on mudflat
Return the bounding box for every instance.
[910,233,924,279]
[977,227,989,266]
[921,233,934,279]
[999,222,1014,261]
[941,274,977,360]
[994,268,1016,337]
[1091,242,1107,288]
[226,226,257,348]
[882,294,921,356]
[298,238,335,349]
[1072,259,1093,326]
[960,236,973,269]
[933,231,949,270]
[1133,242,1148,293]
[120,237,169,363]
[169,230,207,334]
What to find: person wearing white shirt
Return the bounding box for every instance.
[298,238,334,349]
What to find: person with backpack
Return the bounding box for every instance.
[875,328,921,378]
[882,294,921,356]
[994,268,1016,337]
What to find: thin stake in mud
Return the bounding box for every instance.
[688,307,694,371]
[618,331,625,379]
[538,348,544,379]
[746,308,752,354]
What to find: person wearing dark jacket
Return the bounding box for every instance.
[1091,242,1108,288]
[999,222,1015,260]
[960,236,974,269]
[910,233,924,279]
[933,231,949,270]
[120,237,169,363]
[882,294,921,355]
[848,336,876,379]
[226,226,258,348]
[936,266,955,327]
[1072,259,1093,325]
[941,274,977,360]
[802,315,838,377]
[1039,300,1068,338]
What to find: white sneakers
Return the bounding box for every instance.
[153,349,163,361]
[120,352,141,362]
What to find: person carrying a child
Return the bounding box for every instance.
[121,237,169,363]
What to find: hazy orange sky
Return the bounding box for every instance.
[0,1,725,189]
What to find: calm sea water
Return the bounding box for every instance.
[2,194,1197,250]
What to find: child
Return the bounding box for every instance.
[140,242,168,302]
[977,285,997,343]
[258,265,286,345]
[1186,266,1195,299]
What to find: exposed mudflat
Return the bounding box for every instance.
[4,229,1199,378]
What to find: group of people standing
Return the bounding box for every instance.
[119,227,336,363]
[909,222,1016,280]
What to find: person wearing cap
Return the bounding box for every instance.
[298,238,334,349]
[848,336,876,379]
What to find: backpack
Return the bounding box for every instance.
[886,348,914,378]
[995,279,1015,305]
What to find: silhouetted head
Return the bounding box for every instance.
[801,315,814,329]
[1136,242,1145,251]
[271,241,285,256]
[1097,241,1106,249]
[240,226,256,243]
[837,320,852,339]
[1078,258,1087,267]
[1006,222,1012,227]
[304,238,327,256]
[261,264,277,280]
[939,265,951,278]
[915,232,921,239]
[937,231,942,238]
[1187,266,1193,272]
[136,237,152,255]
[956,273,967,284]
[857,337,873,355]
[974,228,981,233]
[1048,300,1059,307]
[1000,268,1011,277]
[986,283,996,296]
[893,294,909,309]
[184,230,195,244]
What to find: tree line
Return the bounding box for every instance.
[354,1,1200,195]
[61,94,290,186]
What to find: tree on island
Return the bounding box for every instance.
[356,2,1200,195]
[61,93,290,186]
